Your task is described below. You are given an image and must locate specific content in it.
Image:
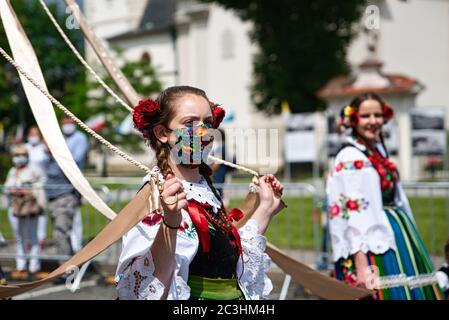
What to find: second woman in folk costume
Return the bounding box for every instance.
[115,86,284,300]
[326,92,445,300]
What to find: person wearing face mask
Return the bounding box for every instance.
[42,116,89,278]
[4,144,46,280]
[115,86,285,300]
[26,126,47,170]
[25,126,48,251]
[326,92,445,300]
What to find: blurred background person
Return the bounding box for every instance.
[26,126,48,250]
[43,116,89,276]
[211,128,235,207]
[4,144,46,280]
[327,92,445,300]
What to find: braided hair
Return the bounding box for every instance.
[133,85,226,207]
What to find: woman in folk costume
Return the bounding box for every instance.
[115,86,284,300]
[326,92,445,300]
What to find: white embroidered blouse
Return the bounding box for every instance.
[326,137,413,262]
[115,167,273,300]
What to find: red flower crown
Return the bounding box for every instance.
[210,102,226,129]
[132,97,226,139]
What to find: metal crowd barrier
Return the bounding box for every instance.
[0,184,112,286]
[3,180,446,298]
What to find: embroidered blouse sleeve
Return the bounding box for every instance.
[115,223,167,300]
[237,219,273,300]
[326,147,396,262]
[115,167,194,300]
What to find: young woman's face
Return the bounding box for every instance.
[154,93,213,145]
[355,99,384,143]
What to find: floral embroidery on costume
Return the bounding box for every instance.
[329,194,369,220]
[115,166,272,300]
[178,220,198,240]
[141,209,163,227]
[335,160,372,172]
[340,258,357,286]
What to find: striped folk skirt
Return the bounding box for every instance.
[335,207,445,300]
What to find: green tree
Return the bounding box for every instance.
[0,0,88,140]
[86,51,162,176]
[200,0,366,113]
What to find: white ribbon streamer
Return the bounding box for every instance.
[0,0,116,220]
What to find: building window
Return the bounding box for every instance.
[221,29,235,60]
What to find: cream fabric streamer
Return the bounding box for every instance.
[0,0,116,220]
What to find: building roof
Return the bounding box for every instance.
[317,56,424,99]
[317,73,423,98]
[108,0,176,41]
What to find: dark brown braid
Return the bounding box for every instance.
[154,140,173,177]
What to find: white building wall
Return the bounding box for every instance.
[348,0,449,112]
[110,34,177,88]
[84,0,147,39]
[204,6,255,129]
[84,0,449,175]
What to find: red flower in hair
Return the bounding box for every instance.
[383,103,394,122]
[132,98,160,138]
[212,106,226,128]
[349,113,359,126]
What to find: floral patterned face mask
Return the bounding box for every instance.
[167,122,214,169]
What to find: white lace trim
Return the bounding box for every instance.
[116,251,166,300]
[239,219,273,300]
[331,224,396,261]
[143,166,222,214]
[181,177,222,213]
[172,270,191,300]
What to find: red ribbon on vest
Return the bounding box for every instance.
[186,200,243,256]
[186,201,211,253]
[227,208,243,256]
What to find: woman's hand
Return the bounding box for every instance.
[354,251,370,288]
[160,174,187,226]
[258,174,284,217]
[250,174,284,235]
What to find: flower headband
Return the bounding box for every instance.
[210,101,226,129]
[339,102,394,129]
[132,97,226,139]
